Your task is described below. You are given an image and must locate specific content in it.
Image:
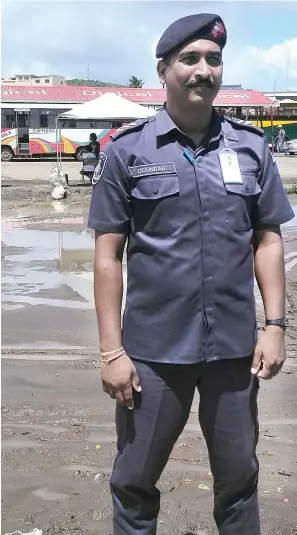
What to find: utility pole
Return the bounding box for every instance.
[285,47,290,91]
[87,63,90,81]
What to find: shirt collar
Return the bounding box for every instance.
[155,105,178,137]
[155,105,238,143]
[220,116,239,142]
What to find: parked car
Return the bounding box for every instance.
[285,138,297,155]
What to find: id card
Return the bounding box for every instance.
[219,149,243,184]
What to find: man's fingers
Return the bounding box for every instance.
[251,346,263,375]
[131,369,142,393]
[108,390,116,399]
[122,385,134,410]
[102,382,109,394]
[115,390,125,406]
[258,361,283,380]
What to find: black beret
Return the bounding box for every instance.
[156,13,227,58]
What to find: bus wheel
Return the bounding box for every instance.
[1,146,14,162]
[75,147,87,162]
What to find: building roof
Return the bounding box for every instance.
[1,85,277,108]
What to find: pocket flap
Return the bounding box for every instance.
[131,175,179,200]
[225,174,261,196]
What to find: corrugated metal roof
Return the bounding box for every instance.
[1,85,276,107]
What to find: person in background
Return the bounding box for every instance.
[90,132,100,159]
[276,124,286,154]
[80,144,98,184]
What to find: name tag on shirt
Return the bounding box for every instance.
[219,149,243,184]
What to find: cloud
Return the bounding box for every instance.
[249,38,297,79]
[221,37,297,91]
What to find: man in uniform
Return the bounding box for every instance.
[88,13,294,535]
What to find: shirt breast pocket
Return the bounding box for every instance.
[131,174,181,235]
[225,174,261,231]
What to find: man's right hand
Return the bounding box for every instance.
[101,352,142,409]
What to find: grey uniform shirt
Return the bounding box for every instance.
[88,107,294,364]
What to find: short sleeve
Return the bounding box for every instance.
[251,138,294,230]
[88,141,131,233]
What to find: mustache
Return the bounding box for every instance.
[185,78,215,89]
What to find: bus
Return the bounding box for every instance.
[1,107,123,161]
[2,102,297,161]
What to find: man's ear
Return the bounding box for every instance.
[157,59,167,86]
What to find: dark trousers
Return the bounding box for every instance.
[110,357,260,535]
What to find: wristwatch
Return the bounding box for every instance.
[265,318,287,332]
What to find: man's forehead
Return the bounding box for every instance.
[179,38,222,55]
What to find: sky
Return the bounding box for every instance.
[1,0,297,92]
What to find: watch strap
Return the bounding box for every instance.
[265,318,287,330]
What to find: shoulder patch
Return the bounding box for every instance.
[224,116,264,136]
[92,152,107,186]
[110,117,152,141]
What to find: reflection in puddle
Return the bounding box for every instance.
[2,438,45,449]
[2,423,67,434]
[2,219,95,310]
[1,341,82,350]
[87,432,117,443]
[262,418,297,426]
[32,487,69,501]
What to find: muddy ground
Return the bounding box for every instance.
[1,162,297,535]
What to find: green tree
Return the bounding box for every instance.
[66,78,124,87]
[128,76,144,88]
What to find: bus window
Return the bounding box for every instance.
[4,113,14,128]
[40,114,48,128]
[17,112,30,127]
[111,121,124,128]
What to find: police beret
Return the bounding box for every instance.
[156,13,227,58]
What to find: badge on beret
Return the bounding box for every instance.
[212,20,224,38]
[92,152,107,185]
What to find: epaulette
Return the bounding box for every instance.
[110,117,152,141]
[224,115,264,136]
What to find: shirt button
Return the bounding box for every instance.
[196,156,203,164]
[153,188,159,195]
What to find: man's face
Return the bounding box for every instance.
[158,38,223,107]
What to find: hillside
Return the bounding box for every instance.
[66,79,125,87]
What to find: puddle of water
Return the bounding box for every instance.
[1,303,25,311]
[87,432,117,443]
[32,487,69,501]
[2,423,67,434]
[282,205,297,230]
[1,222,95,310]
[2,353,90,361]
[261,418,297,426]
[2,341,82,350]
[2,438,44,448]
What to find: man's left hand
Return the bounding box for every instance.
[251,326,286,380]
